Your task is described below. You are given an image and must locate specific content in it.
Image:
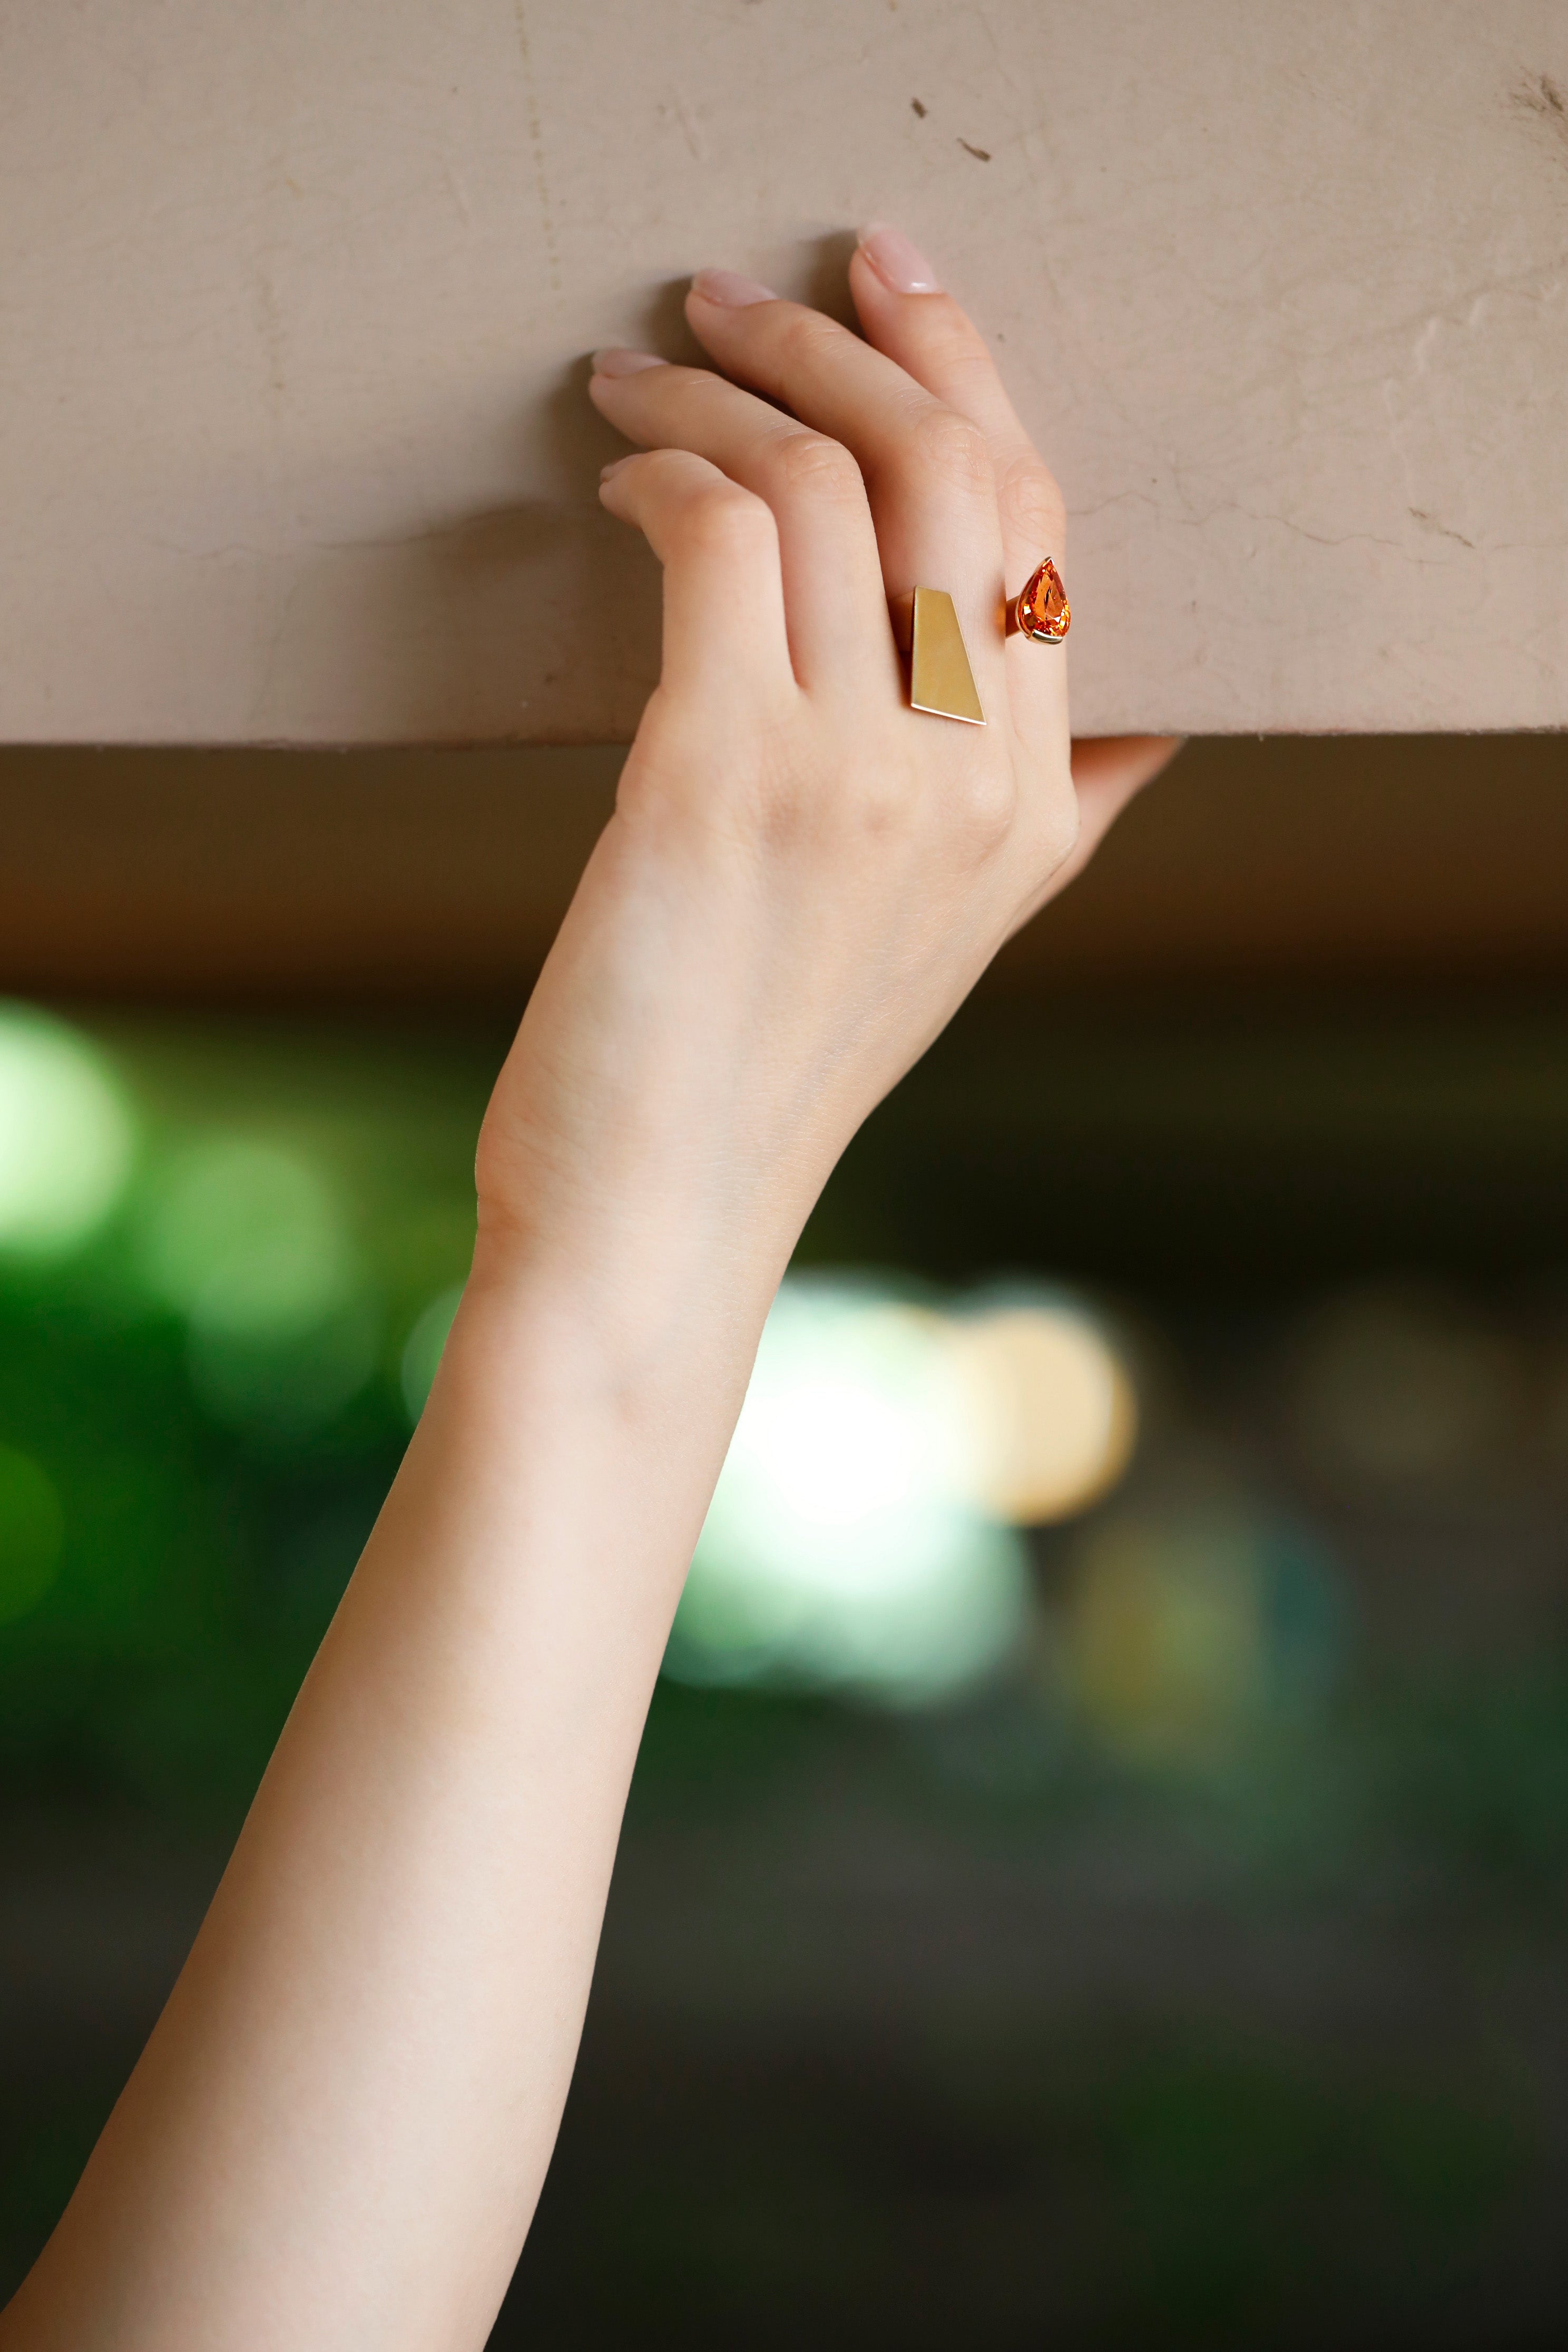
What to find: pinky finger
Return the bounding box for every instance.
[1007,736,1183,940]
[599,450,795,705]
[1068,734,1184,865]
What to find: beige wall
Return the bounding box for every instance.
[2,2,1565,743]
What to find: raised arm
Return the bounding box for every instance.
[0,229,1175,2352]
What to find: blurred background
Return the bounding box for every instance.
[3,733,1568,2347]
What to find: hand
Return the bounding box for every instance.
[475,228,1178,1332]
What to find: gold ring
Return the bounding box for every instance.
[1005,557,1070,645]
[889,586,985,727]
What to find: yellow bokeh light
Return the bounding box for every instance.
[1288,1286,1520,1485]
[944,1300,1138,1525]
[1070,1508,1263,1759]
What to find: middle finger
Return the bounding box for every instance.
[684,272,1008,698]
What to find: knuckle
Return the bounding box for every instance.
[946,758,1017,855]
[909,405,994,497]
[909,295,986,359]
[1000,453,1067,554]
[1036,781,1081,873]
[675,482,775,562]
[778,305,849,379]
[771,430,864,505]
[631,448,698,505]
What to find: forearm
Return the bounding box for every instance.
[3,1243,778,2351]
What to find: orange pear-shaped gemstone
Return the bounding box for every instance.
[1016,557,1070,643]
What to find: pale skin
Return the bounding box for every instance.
[0,225,1177,2350]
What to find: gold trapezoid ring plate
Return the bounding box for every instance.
[908,586,985,727]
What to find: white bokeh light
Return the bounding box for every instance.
[668,1282,1032,1706]
[0,1006,136,1259]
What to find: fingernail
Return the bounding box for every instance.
[591,348,666,377]
[857,222,942,294]
[599,455,634,480]
[690,267,777,307]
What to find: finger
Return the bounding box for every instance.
[598,449,793,706]
[590,352,891,696]
[1006,736,1183,938]
[848,230,1069,708]
[1070,732,1182,862]
[684,272,1006,690]
[850,232,1036,464]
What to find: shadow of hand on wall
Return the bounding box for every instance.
[250,237,863,747]
[252,360,659,747]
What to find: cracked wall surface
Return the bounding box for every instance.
[1,0,1564,741]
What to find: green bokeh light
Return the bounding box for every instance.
[134,1135,360,1337]
[132,1134,377,1437]
[187,1296,384,1443]
[1066,1496,1345,1762]
[0,1444,65,1625]
[400,1283,465,1423]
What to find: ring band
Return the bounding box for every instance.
[890,586,986,727]
[1005,557,1070,645]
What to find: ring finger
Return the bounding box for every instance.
[589,353,894,697]
[844,231,1070,746]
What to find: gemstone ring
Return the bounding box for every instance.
[1005,557,1070,645]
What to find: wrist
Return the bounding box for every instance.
[419,1222,781,1611]
[459,1195,790,1419]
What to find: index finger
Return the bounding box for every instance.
[848,226,1067,587]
